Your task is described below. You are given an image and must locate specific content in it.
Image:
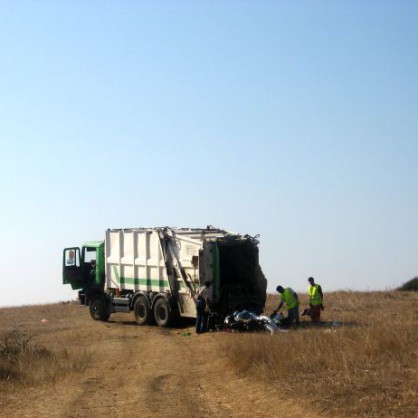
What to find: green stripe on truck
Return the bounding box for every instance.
[112,266,187,288]
[120,277,169,287]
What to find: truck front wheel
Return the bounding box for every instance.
[153,298,172,327]
[134,296,152,325]
[89,296,109,321]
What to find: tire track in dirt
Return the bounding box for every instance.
[59,321,233,418]
[57,321,313,418]
[138,328,233,418]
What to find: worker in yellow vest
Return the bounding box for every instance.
[274,285,300,326]
[308,277,324,323]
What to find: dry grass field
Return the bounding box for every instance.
[223,291,418,417]
[0,290,417,417]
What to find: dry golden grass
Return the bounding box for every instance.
[221,291,418,417]
[0,302,90,390]
[1,292,417,417]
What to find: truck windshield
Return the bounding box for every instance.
[84,248,97,264]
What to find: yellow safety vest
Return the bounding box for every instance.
[282,288,298,310]
[308,284,323,306]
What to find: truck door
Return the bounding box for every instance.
[63,247,83,289]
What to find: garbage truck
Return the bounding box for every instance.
[62,226,267,327]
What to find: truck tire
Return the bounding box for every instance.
[134,296,151,325]
[153,298,172,327]
[89,296,109,321]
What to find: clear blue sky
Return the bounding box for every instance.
[1,1,417,307]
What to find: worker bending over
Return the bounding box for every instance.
[274,285,300,327]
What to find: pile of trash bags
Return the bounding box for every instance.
[219,310,343,334]
[223,310,285,334]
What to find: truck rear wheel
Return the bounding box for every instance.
[153,298,172,327]
[134,296,151,325]
[89,296,109,321]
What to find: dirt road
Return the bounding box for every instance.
[1,305,311,418]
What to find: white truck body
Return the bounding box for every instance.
[105,228,207,317]
[63,226,267,326]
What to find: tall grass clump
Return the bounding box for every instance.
[0,328,91,386]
